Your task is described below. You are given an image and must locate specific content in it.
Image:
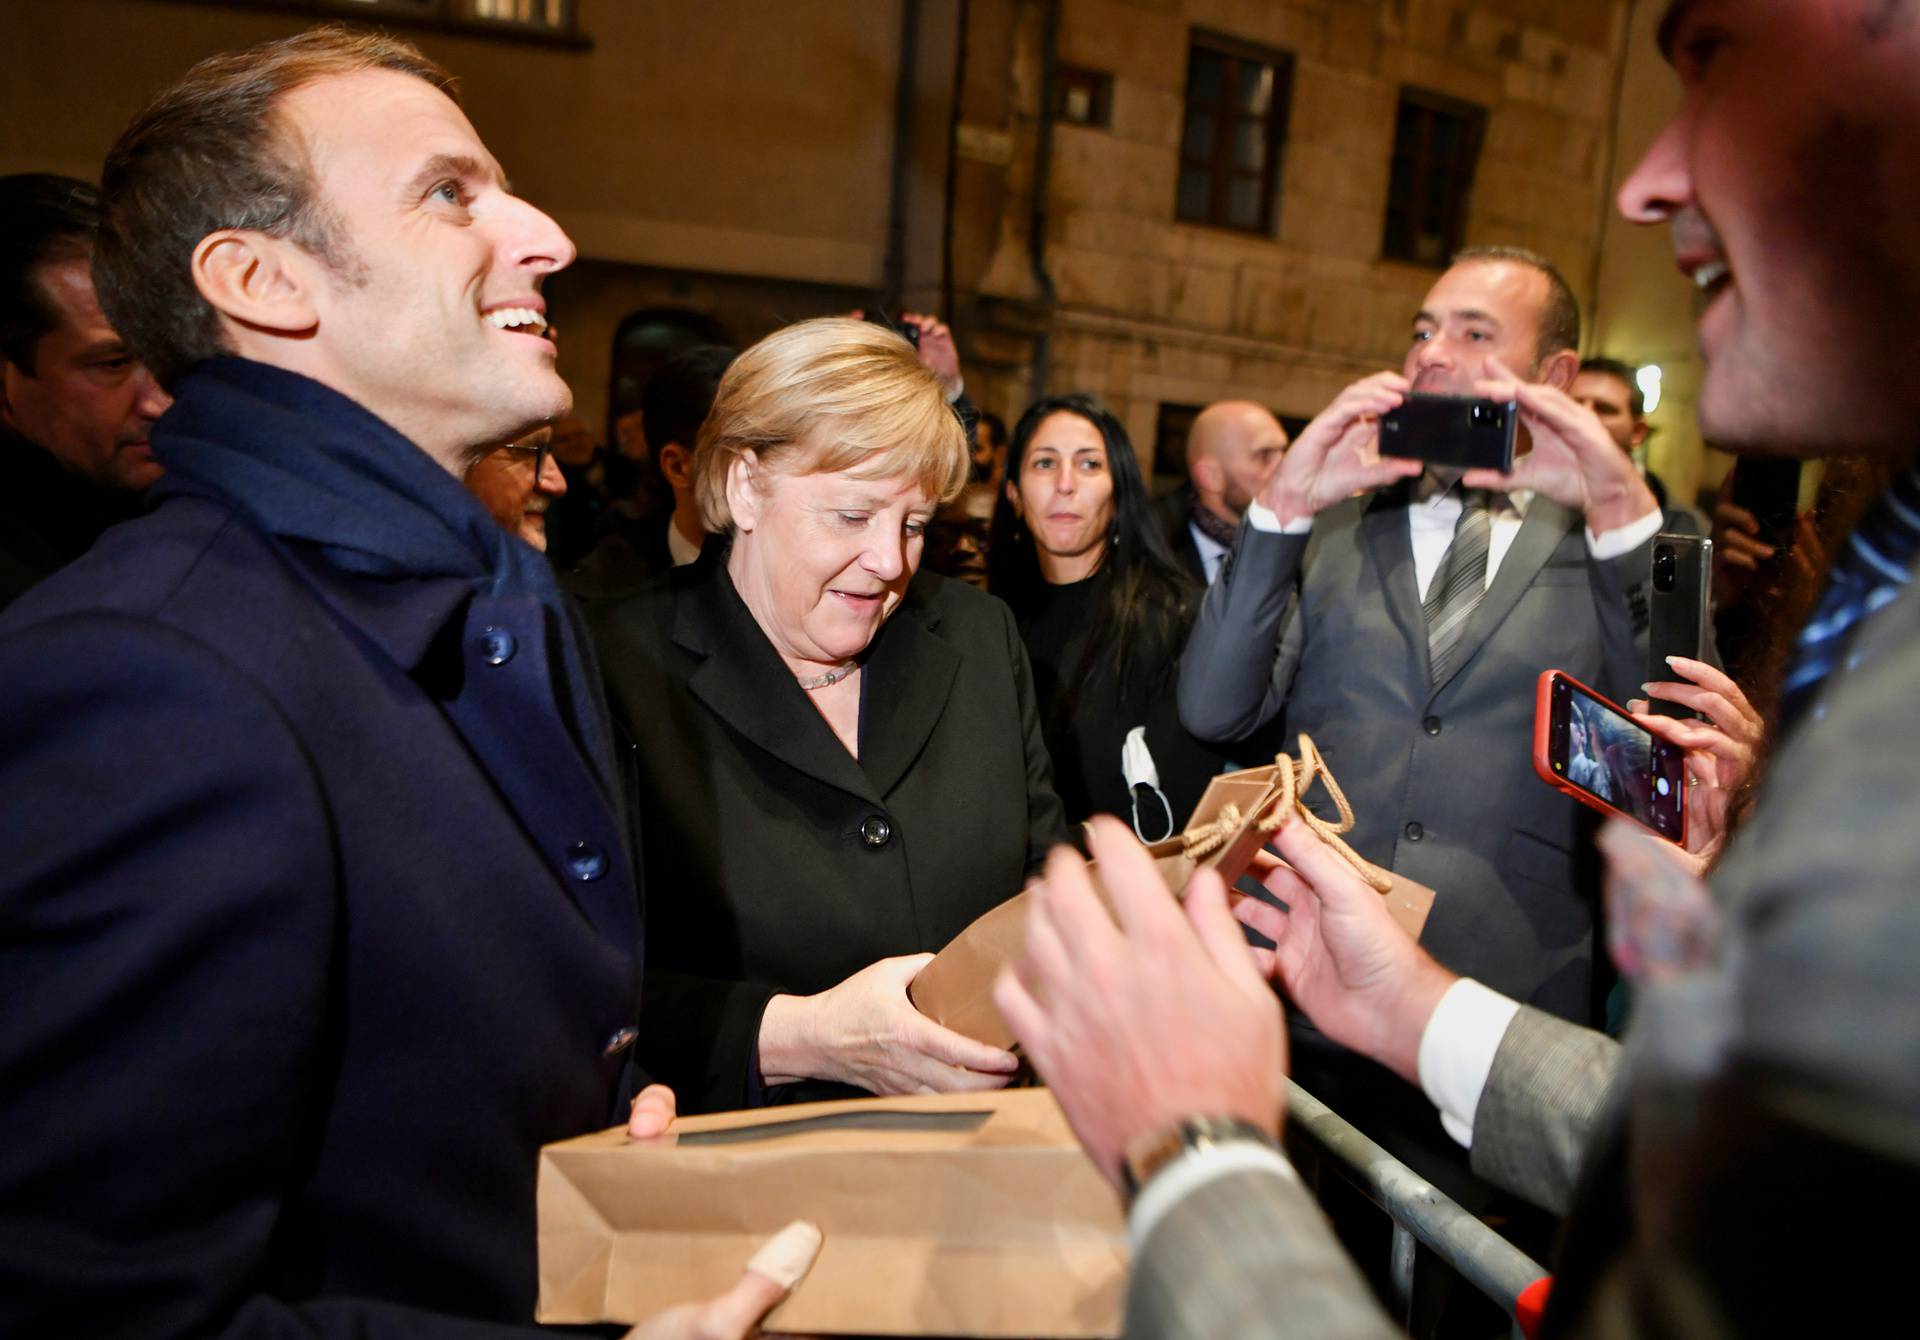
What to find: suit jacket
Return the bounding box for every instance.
[0,496,641,1335]
[1156,485,1210,587]
[0,426,146,613]
[1129,573,1920,1339]
[1179,489,1652,1018]
[593,555,1067,1112]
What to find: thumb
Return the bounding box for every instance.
[627,1083,677,1140]
[696,1221,824,1340]
[885,952,938,991]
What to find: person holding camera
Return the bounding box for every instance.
[1177,247,1660,1214]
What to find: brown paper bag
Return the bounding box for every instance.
[536,1087,1127,1337]
[912,740,1437,1048]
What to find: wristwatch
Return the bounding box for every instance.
[1120,1115,1278,1204]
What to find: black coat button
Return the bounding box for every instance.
[860,815,893,848]
[1404,821,1424,842]
[477,627,517,665]
[566,841,608,880]
[602,1025,638,1058]
[1423,715,1442,735]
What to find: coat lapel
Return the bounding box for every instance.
[856,576,962,798]
[1428,496,1580,698]
[1360,483,1431,684]
[675,559,880,805]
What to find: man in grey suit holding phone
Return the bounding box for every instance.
[1004,2,1920,1335]
[1178,247,1662,1033]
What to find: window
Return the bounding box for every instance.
[1175,33,1294,235]
[1053,66,1114,129]
[1382,89,1487,266]
[151,1,583,43]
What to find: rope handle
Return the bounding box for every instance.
[1183,734,1393,894]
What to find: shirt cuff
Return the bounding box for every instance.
[1417,978,1522,1148]
[1586,504,1663,559]
[1128,1139,1298,1248]
[1245,500,1313,535]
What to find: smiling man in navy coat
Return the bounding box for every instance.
[0,27,809,1340]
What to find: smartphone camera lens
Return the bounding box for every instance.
[1470,402,1504,428]
[1653,545,1676,592]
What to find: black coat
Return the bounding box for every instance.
[0,534,642,1337]
[594,555,1068,1113]
[0,369,642,1338]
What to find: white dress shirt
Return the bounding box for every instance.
[666,517,703,568]
[1245,477,1664,582]
[1187,521,1230,585]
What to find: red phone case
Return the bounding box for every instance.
[1532,668,1687,846]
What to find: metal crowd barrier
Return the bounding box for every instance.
[1284,1079,1553,1340]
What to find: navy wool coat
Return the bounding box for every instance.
[0,491,644,1337]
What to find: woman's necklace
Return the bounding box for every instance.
[796,662,857,691]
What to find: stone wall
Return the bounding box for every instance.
[952,0,1635,471]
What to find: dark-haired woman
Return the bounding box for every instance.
[989,394,1225,835]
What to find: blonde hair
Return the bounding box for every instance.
[693,317,969,532]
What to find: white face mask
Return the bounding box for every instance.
[1122,725,1173,843]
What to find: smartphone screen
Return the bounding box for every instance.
[1378,394,1517,472]
[1547,674,1686,841]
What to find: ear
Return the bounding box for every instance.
[658,441,691,489]
[0,357,20,437]
[1629,420,1650,450]
[724,449,763,532]
[1003,475,1024,519]
[191,229,321,341]
[1191,455,1224,496]
[1538,348,1580,392]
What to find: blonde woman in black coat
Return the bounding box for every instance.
[594,318,1068,1113]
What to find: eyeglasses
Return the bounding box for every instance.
[503,437,551,479]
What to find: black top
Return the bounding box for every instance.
[593,556,1068,1112]
[1015,566,1225,834]
[0,428,145,613]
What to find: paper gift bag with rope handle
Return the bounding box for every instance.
[910,735,1436,1050]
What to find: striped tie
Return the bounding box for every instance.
[1424,487,1492,686]
[1777,465,1920,731]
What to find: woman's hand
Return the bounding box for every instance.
[1628,655,1766,865]
[758,954,1020,1095]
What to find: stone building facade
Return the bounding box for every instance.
[3,0,1705,496]
[949,0,1655,483]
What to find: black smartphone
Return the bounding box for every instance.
[1648,533,1713,719]
[865,308,921,349]
[1378,394,1517,472]
[1729,456,1801,551]
[1532,670,1687,844]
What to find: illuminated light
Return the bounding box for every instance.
[1636,364,1663,415]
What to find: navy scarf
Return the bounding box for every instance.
[149,357,615,795]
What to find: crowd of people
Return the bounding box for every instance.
[1,2,1916,1337]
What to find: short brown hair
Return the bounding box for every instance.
[94,26,457,388]
[693,318,969,533]
[1452,244,1581,362]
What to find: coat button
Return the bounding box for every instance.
[1423,715,1442,735]
[602,1025,638,1058]
[1404,822,1424,842]
[477,627,517,665]
[565,841,608,880]
[860,815,893,848]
